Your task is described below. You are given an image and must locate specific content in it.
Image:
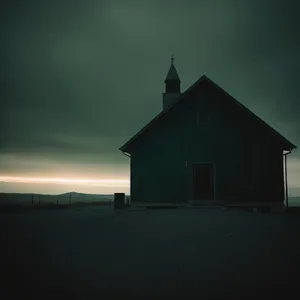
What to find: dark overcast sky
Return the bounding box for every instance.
[1,0,299,194]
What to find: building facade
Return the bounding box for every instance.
[120,59,296,208]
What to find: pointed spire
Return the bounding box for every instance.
[165,55,180,82]
[164,55,181,92]
[162,55,181,109]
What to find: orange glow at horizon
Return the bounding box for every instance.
[0,176,130,187]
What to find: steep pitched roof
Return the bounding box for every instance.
[120,75,297,153]
[165,63,181,82]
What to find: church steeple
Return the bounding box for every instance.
[164,55,181,93]
[163,55,181,109]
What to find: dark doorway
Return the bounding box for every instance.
[192,163,215,200]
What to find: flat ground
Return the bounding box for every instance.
[1,206,300,299]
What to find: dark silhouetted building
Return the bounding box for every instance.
[120,57,297,209]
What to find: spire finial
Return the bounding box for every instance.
[171,54,174,64]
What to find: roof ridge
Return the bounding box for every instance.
[119,75,207,152]
[119,75,296,152]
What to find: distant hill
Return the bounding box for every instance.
[0,192,130,206]
[0,193,298,207]
[58,192,114,197]
[0,192,129,197]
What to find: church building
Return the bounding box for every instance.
[119,57,297,209]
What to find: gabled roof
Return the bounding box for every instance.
[120,75,297,153]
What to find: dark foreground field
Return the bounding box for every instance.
[1,206,300,299]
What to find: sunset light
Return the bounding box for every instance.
[0,176,130,187]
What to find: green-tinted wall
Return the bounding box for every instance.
[128,84,284,204]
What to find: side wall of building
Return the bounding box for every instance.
[129,82,285,203]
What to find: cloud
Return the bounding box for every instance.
[1,0,299,192]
